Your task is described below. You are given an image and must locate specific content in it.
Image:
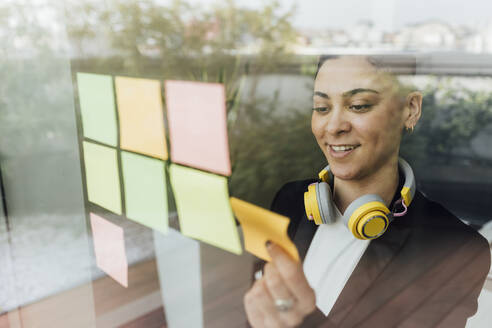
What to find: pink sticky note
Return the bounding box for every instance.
[165,80,231,176]
[90,213,128,287]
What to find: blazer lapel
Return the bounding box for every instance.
[326,223,412,326]
[293,214,319,260]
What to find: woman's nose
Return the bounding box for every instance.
[324,107,351,136]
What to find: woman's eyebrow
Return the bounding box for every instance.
[342,88,379,97]
[314,88,380,99]
[313,91,329,99]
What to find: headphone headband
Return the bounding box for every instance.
[317,157,416,206]
[398,157,416,206]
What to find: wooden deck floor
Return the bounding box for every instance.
[0,243,254,328]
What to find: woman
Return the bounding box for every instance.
[244,55,490,328]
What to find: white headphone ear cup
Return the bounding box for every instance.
[316,182,337,224]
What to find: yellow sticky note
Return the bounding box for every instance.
[169,164,242,255]
[115,76,168,160]
[230,197,299,262]
[83,141,122,215]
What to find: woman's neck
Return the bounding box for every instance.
[333,158,400,214]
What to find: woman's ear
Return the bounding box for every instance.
[404,91,422,129]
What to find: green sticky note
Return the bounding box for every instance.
[77,73,117,146]
[169,164,242,255]
[83,141,122,214]
[122,151,168,234]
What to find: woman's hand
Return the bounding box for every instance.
[244,242,316,328]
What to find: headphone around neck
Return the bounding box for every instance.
[304,157,416,240]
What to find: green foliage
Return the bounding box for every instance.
[0,3,76,158]
[400,80,492,167]
[4,0,492,208]
[229,101,325,207]
[66,0,298,77]
[231,77,492,207]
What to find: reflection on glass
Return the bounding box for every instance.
[1,0,491,327]
[153,229,203,328]
[243,55,491,327]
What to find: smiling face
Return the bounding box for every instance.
[312,56,409,181]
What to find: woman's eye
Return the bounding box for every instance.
[349,104,372,111]
[313,107,329,113]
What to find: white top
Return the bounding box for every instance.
[303,206,370,316]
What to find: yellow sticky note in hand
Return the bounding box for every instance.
[230,197,299,262]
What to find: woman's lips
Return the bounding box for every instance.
[327,144,360,159]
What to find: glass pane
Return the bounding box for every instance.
[1,1,490,327]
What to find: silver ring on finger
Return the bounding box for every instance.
[274,298,295,312]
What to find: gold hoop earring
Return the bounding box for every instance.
[406,125,414,134]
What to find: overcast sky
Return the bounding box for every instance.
[179,0,492,31]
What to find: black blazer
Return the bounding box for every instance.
[264,179,491,328]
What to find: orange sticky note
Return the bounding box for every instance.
[115,76,168,160]
[90,213,128,287]
[230,197,299,262]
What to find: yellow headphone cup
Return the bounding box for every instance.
[357,212,388,239]
[347,201,390,240]
[318,169,330,183]
[304,184,323,225]
[303,191,312,221]
[401,186,412,207]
